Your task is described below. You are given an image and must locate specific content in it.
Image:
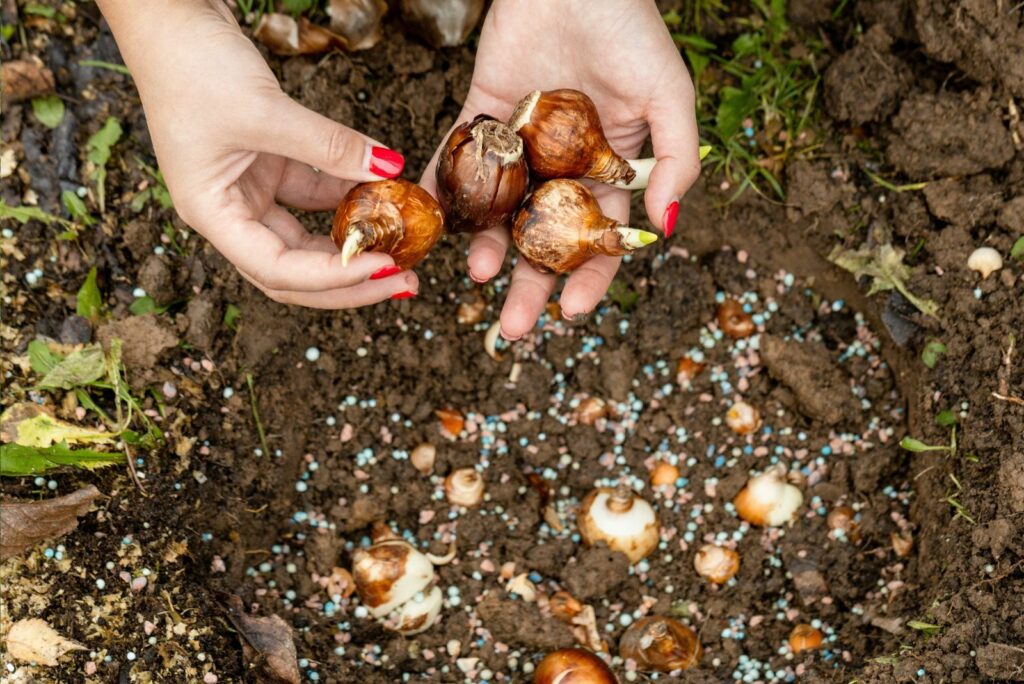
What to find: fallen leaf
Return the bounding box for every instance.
[5,618,86,665]
[1,402,113,447]
[829,243,939,318]
[0,442,124,477]
[35,344,106,390]
[224,595,300,684]
[0,485,102,560]
[435,408,464,439]
[1,58,55,103]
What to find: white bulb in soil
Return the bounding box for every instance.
[578,484,659,563]
[733,465,804,527]
[967,246,1003,279]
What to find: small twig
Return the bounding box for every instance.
[245,372,270,456]
[992,392,1024,407]
[122,441,148,496]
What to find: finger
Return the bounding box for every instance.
[467,224,512,283]
[241,269,420,309]
[208,212,394,291]
[642,77,701,238]
[499,259,556,340]
[254,95,405,183]
[559,255,621,319]
[262,204,336,253]
[276,159,352,211]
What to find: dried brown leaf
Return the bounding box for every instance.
[0,485,102,560]
[1,59,55,103]
[5,618,86,666]
[224,595,300,684]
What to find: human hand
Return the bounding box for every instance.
[97,0,418,307]
[421,0,700,338]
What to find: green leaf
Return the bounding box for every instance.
[24,4,56,18]
[61,190,95,226]
[0,442,123,477]
[1011,236,1024,261]
[223,304,242,331]
[87,118,124,167]
[78,59,131,76]
[685,49,710,83]
[0,198,68,227]
[130,188,152,213]
[278,0,314,15]
[129,296,165,316]
[662,9,682,27]
[906,620,941,636]
[899,437,950,453]
[36,345,107,390]
[31,95,65,129]
[716,86,757,141]
[672,33,716,51]
[935,410,958,428]
[27,340,62,375]
[75,267,103,321]
[921,340,947,369]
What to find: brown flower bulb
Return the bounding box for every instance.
[436,115,529,233]
[400,0,484,48]
[650,462,680,487]
[512,179,657,274]
[253,14,347,56]
[509,89,653,189]
[619,616,702,672]
[533,648,618,684]
[332,179,444,270]
[717,299,755,339]
[327,0,387,50]
[693,544,740,584]
[788,624,823,653]
[548,591,584,623]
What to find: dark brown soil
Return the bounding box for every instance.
[2,1,1022,683]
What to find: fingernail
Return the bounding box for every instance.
[369,146,404,178]
[662,199,679,238]
[499,328,522,342]
[563,311,591,325]
[390,290,416,300]
[370,265,402,280]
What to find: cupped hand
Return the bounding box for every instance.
[99,0,417,307]
[421,0,700,338]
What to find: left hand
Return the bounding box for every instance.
[421,0,701,338]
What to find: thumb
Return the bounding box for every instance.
[255,95,405,182]
[643,87,701,238]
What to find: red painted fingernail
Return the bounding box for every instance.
[390,290,416,300]
[370,265,402,280]
[662,200,679,238]
[369,146,404,178]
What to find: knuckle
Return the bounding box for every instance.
[325,126,359,169]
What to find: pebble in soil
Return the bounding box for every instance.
[204,247,915,682]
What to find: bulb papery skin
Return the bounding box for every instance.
[788,624,824,653]
[352,538,436,619]
[725,401,761,435]
[717,298,756,339]
[509,89,641,187]
[389,585,443,635]
[578,486,659,563]
[444,467,485,507]
[437,115,529,234]
[512,179,657,274]
[332,179,444,270]
[619,616,702,673]
[400,0,484,48]
[694,545,740,584]
[533,648,618,684]
[327,0,387,50]
[733,465,804,527]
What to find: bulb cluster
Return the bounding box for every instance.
[331,89,660,275]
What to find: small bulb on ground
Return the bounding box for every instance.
[788,624,823,653]
[577,484,659,563]
[619,616,702,672]
[444,467,484,507]
[733,465,804,527]
[717,298,755,339]
[725,401,761,435]
[410,443,436,475]
[533,648,617,684]
[967,246,1003,278]
[693,544,740,584]
[650,462,680,487]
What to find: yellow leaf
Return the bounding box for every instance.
[0,403,113,448]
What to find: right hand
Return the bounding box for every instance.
[98,0,418,307]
